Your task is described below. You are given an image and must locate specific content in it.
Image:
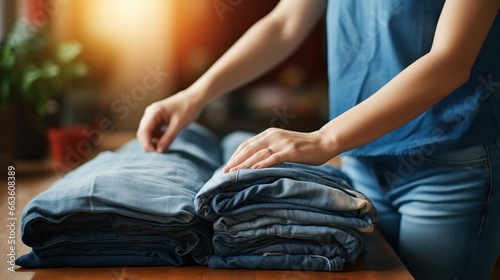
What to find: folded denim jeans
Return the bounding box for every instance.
[195,132,378,271]
[212,224,363,263]
[213,208,373,233]
[195,164,378,233]
[17,123,221,268]
[17,127,377,271]
[208,254,345,271]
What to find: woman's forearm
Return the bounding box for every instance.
[188,0,326,105]
[319,0,499,157]
[319,50,469,156]
[220,0,499,172]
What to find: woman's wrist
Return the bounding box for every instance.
[188,73,229,105]
[315,126,343,160]
[181,84,210,110]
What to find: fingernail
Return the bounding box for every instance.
[146,144,155,152]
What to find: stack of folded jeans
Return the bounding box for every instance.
[16,124,221,268]
[17,125,378,271]
[195,132,378,271]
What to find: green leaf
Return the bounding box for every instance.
[21,62,60,94]
[0,47,16,69]
[21,66,42,94]
[40,61,60,78]
[57,41,83,63]
[63,62,89,78]
[1,18,88,117]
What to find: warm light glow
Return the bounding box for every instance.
[84,0,168,41]
[75,0,174,130]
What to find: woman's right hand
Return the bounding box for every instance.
[136,89,204,153]
[137,1,326,153]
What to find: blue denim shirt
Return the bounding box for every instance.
[327,0,500,156]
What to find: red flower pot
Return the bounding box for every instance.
[47,125,93,169]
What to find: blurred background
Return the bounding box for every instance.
[1,0,328,166]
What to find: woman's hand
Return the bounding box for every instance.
[223,128,335,172]
[136,90,204,153]
[137,1,327,154]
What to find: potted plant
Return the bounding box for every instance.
[0,18,89,162]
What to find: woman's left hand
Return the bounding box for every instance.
[223,128,334,172]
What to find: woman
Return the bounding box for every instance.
[137,1,500,279]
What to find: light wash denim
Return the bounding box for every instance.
[212,208,372,233]
[17,123,221,268]
[195,132,378,271]
[195,133,378,231]
[328,1,500,278]
[196,168,377,233]
[341,142,500,279]
[18,127,379,271]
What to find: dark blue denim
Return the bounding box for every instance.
[16,123,221,268]
[195,132,378,271]
[212,224,363,264]
[208,255,345,271]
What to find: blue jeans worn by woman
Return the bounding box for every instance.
[341,142,500,280]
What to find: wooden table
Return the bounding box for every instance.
[1,133,414,280]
